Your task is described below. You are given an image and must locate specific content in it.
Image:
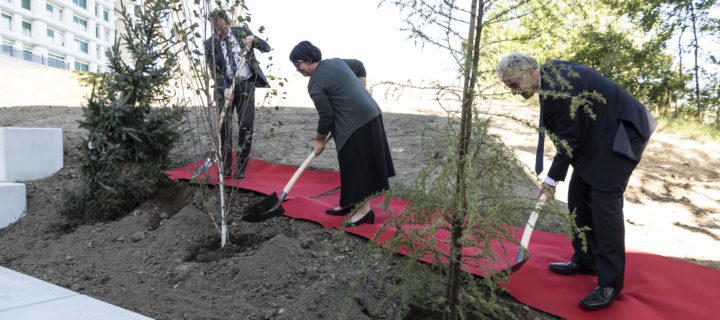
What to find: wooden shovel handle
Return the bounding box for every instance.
[519,194,546,249]
[215,67,242,136]
[279,134,333,199]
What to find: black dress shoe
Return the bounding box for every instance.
[548,261,598,275]
[233,166,246,179]
[580,286,620,310]
[231,160,247,179]
[343,210,375,228]
[326,206,352,216]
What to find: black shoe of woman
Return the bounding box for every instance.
[325,206,352,216]
[343,210,375,228]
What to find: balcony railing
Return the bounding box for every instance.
[0,47,69,69]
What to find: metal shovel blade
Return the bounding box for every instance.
[190,158,214,179]
[242,192,285,222]
[241,135,330,223]
[508,195,545,274]
[511,248,530,273]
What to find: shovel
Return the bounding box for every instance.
[192,66,244,180]
[510,194,546,273]
[243,135,332,222]
[190,152,215,179]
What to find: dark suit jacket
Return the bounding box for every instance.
[540,61,657,191]
[204,25,271,91]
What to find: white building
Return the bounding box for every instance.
[0,0,116,72]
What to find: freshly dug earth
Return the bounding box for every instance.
[0,102,718,319]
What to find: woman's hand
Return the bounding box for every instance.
[313,139,326,156]
[313,132,328,156]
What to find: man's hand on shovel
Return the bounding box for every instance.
[538,181,556,203]
[224,88,234,102]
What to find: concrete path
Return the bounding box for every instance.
[0,267,153,320]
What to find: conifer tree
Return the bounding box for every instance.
[344,1,573,319]
[62,0,184,221]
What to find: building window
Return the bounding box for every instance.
[74,61,89,71]
[73,0,86,9]
[21,0,30,10]
[22,46,32,61]
[103,10,108,22]
[95,26,99,38]
[1,41,13,57]
[96,46,101,59]
[94,5,98,17]
[1,13,11,31]
[48,52,65,68]
[73,15,87,32]
[104,29,109,42]
[47,28,64,46]
[46,3,62,22]
[21,20,31,37]
[74,38,88,53]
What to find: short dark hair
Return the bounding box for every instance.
[209,9,229,23]
[289,41,322,64]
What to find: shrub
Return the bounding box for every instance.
[62,0,183,221]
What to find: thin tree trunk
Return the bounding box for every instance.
[715,86,720,126]
[689,1,702,121]
[204,0,229,248]
[444,0,483,319]
[217,126,228,247]
[676,17,685,118]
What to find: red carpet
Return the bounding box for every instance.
[504,232,719,319]
[281,192,521,273]
[167,160,720,319]
[284,194,720,319]
[164,158,340,200]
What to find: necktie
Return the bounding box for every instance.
[536,98,545,175]
[225,37,238,78]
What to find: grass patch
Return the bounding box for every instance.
[656,115,720,144]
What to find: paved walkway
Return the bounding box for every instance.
[0,267,153,319]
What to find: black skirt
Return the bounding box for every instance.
[337,114,395,206]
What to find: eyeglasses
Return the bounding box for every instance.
[292,60,303,68]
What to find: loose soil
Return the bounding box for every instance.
[1,82,718,319]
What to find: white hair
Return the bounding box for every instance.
[497,53,539,80]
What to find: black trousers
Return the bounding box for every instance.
[567,171,628,289]
[217,79,255,171]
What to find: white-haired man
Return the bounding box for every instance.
[497,53,656,310]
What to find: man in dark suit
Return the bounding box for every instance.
[497,53,657,310]
[205,9,270,179]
